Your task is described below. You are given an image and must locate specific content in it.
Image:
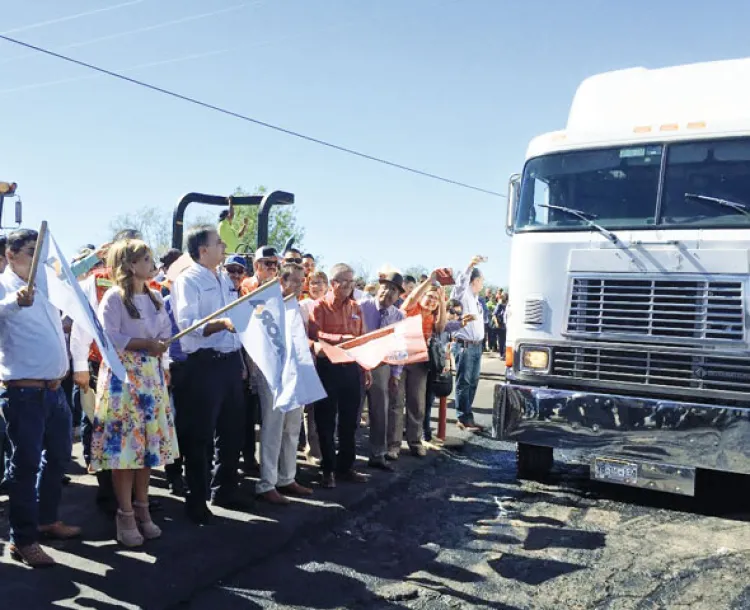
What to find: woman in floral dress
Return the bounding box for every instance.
[91,239,179,547]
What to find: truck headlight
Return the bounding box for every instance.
[519,346,550,373]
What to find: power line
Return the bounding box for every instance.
[0,34,505,198]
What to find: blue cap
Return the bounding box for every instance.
[224,254,247,269]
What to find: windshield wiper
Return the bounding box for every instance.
[684,193,750,218]
[538,203,625,247]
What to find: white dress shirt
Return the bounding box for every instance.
[451,266,485,342]
[172,262,242,354]
[0,269,69,381]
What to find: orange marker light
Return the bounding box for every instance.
[505,346,514,368]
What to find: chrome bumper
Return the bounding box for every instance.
[493,383,750,494]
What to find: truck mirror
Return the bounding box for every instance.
[14,198,22,225]
[506,173,521,235]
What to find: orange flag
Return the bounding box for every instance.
[319,315,428,370]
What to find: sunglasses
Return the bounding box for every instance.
[260,260,279,268]
[225,266,245,274]
[285,257,303,264]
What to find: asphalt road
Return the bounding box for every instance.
[186,353,750,610]
[4,353,750,609]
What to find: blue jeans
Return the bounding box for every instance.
[0,386,73,547]
[453,342,482,424]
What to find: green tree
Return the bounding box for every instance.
[230,185,305,254]
[109,206,212,255]
[109,206,172,256]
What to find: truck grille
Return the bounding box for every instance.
[552,345,750,395]
[567,278,745,344]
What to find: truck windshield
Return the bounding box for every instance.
[515,138,750,231]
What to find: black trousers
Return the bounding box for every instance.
[164,360,188,480]
[181,350,244,506]
[313,360,361,475]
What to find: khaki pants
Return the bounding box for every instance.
[388,362,429,452]
[255,373,303,494]
[367,364,391,459]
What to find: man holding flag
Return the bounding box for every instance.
[0,229,81,568]
[172,226,251,524]
[255,263,315,505]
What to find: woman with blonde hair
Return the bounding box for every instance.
[390,271,446,458]
[91,239,179,547]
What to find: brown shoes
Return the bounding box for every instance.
[9,543,56,568]
[257,489,291,505]
[277,481,313,497]
[38,521,82,540]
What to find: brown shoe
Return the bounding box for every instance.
[337,469,367,483]
[277,481,313,497]
[321,472,336,489]
[257,489,291,505]
[9,543,56,568]
[38,521,81,540]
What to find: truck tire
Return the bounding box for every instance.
[516,443,553,481]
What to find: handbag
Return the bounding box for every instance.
[431,369,453,398]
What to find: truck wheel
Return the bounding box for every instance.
[516,443,553,481]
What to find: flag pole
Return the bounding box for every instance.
[167,278,280,345]
[27,220,48,292]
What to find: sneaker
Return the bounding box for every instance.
[410,445,427,458]
[385,451,400,462]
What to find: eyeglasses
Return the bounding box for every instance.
[285,257,303,264]
[260,260,278,268]
[225,266,245,274]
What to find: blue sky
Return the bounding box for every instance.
[2,0,750,286]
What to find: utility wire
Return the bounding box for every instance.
[0,34,505,198]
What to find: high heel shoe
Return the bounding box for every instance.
[133,501,162,540]
[116,509,144,547]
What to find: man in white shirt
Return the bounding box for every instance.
[256,263,313,504]
[172,226,250,524]
[450,256,485,431]
[0,229,81,567]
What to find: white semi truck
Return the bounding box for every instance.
[494,58,750,496]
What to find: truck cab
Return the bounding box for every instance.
[494,57,750,496]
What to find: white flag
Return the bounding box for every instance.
[37,229,129,383]
[275,298,327,412]
[227,280,287,397]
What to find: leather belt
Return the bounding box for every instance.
[4,379,63,391]
[455,338,483,346]
[188,349,238,361]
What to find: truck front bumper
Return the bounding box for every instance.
[493,383,750,495]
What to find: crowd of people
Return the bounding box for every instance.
[0,209,491,568]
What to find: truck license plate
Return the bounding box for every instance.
[593,458,638,485]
